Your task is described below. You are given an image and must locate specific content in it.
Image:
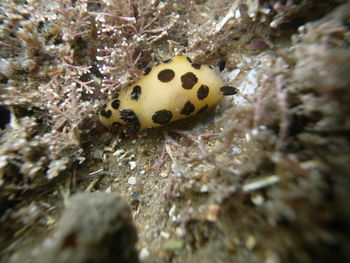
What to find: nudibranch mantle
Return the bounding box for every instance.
[100,55,237,132]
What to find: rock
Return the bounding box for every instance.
[34,192,139,263]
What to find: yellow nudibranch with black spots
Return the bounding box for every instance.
[99,55,237,132]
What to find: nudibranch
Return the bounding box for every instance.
[99,55,237,132]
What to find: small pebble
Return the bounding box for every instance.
[139,247,150,260]
[246,235,256,250]
[175,227,186,238]
[168,204,176,217]
[160,171,168,178]
[251,194,264,205]
[200,185,209,193]
[112,149,125,156]
[128,176,136,185]
[129,161,137,170]
[160,231,170,239]
[104,146,114,152]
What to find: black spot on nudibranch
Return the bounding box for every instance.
[119,109,141,133]
[152,109,173,125]
[120,109,139,123]
[100,109,112,118]
[112,93,119,99]
[197,85,209,100]
[217,59,226,72]
[180,101,195,116]
[197,104,208,114]
[144,67,152,75]
[163,58,172,63]
[181,72,198,90]
[130,85,142,100]
[220,86,238,96]
[191,63,201,70]
[111,99,120,109]
[186,56,192,63]
[158,69,175,82]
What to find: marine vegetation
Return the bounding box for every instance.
[0,0,350,262]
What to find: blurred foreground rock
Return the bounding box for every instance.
[34,192,139,263]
